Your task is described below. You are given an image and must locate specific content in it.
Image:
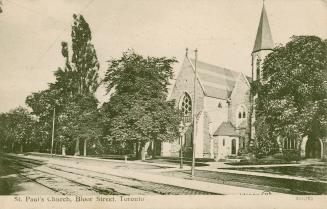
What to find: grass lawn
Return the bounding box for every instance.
[223,164,327,182]
[162,169,327,195]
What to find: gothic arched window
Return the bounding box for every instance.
[180,93,192,123]
[284,138,296,150]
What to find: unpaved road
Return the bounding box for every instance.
[0,154,216,195]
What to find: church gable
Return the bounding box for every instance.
[228,73,251,127]
[169,58,205,114]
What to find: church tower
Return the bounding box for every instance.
[250,3,274,140]
[251,3,274,81]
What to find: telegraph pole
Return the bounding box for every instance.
[191,49,198,177]
[51,108,55,157]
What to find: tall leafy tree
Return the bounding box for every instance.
[25,14,100,155]
[102,51,181,160]
[66,14,100,155]
[253,36,327,156]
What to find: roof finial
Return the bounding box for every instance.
[185,47,189,57]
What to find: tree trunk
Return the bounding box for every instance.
[152,141,155,159]
[75,138,80,156]
[20,143,23,153]
[11,142,15,152]
[62,145,66,156]
[140,143,146,161]
[83,139,87,156]
[136,141,140,159]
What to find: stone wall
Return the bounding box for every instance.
[201,111,212,158]
[204,96,229,135]
[214,136,239,160]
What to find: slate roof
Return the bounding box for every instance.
[188,59,240,99]
[253,4,274,53]
[213,122,238,136]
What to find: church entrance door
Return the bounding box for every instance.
[231,139,237,155]
[305,137,321,158]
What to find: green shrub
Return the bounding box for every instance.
[282,149,300,161]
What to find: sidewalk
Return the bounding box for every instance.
[19,152,327,183]
[13,152,327,193]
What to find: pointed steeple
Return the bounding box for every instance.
[252,3,274,53]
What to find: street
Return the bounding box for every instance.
[1,153,326,195]
[0,154,216,195]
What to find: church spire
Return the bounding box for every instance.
[252,3,274,53]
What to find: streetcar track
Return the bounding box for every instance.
[6,160,124,195]
[10,169,62,194]
[3,155,216,195]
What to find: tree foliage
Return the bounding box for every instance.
[24,14,101,155]
[254,36,327,156]
[0,107,36,152]
[102,51,182,159]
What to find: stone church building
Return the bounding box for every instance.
[158,4,327,160]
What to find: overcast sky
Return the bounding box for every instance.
[0,0,326,113]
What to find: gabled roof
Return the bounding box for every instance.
[253,4,274,53]
[187,59,240,99]
[237,120,247,129]
[213,122,238,136]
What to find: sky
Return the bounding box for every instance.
[0,0,326,113]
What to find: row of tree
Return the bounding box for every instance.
[0,14,181,160]
[1,14,326,160]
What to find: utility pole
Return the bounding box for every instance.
[51,108,55,157]
[180,136,183,169]
[191,49,198,177]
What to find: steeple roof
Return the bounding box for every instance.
[252,4,274,53]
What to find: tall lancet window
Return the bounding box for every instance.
[180,93,192,123]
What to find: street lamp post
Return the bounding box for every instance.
[191,49,198,177]
[179,123,184,169]
[51,108,55,157]
[180,136,183,169]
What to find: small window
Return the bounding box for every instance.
[218,102,222,108]
[243,111,246,118]
[238,112,242,119]
[223,139,225,146]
